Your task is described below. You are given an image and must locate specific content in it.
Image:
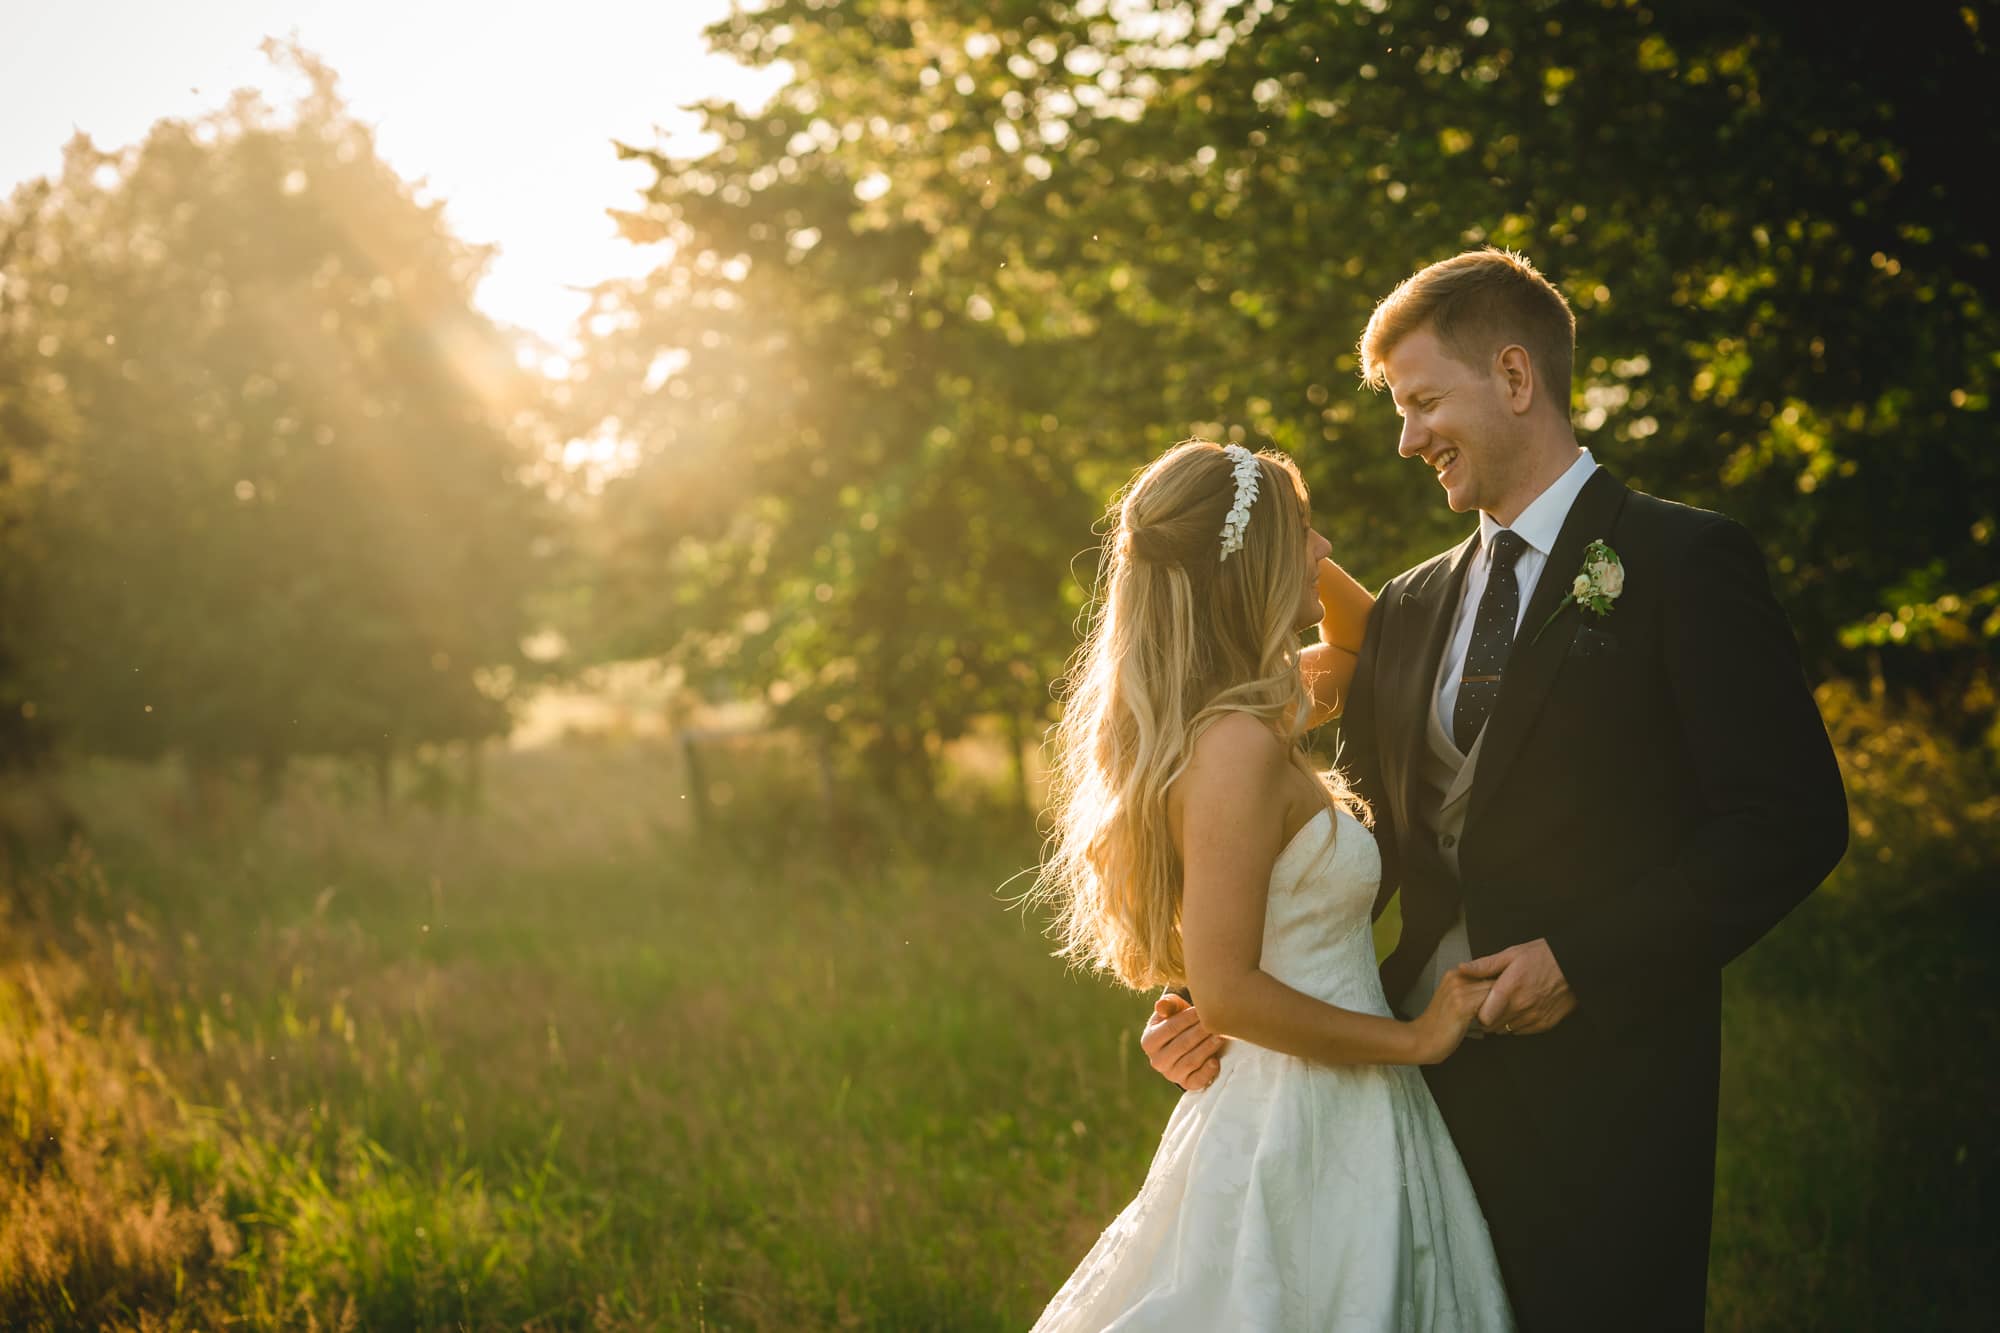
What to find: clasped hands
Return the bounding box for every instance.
[1141,938,1577,1090]
[1463,937,1576,1038]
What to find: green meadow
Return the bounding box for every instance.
[6,5,1994,1329]
[1,684,1993,1330]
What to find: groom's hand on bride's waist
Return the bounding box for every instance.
[1143,993,1227,1090]
[1460,938,1577,1037]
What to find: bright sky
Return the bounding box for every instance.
[0,0,789,348]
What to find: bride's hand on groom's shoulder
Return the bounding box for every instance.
[1142,993,1227,1091]
[1314,556,1373,654]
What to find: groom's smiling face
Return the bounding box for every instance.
[1383,325,1517,517]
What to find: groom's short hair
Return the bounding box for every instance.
[1359,248,1575,406]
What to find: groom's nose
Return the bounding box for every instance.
[1398,415,1427,457]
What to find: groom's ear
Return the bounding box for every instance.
[1495,344,1536,415]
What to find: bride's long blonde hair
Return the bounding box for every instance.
[1033,440,1357,991]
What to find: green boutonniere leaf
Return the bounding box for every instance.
[1533,538,1624,644]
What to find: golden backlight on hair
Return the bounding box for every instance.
[1030,442,1360,991]
[1358,247,1577,407]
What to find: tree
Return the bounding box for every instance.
[0,181,65,771]
[1,44,553,797]
[582,0,1995,773]
[570,17,1126,803]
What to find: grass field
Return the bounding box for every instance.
[2,693,1994,1329]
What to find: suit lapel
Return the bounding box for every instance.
[1384,532,1478,829]
[1466,468,1630,834]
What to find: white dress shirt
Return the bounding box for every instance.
[1435,449,1600,731]
[1401,449,1599,1022]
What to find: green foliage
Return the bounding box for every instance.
[0,194,65,770]
[0,727,1991,1328]
[0,44,552,780]
[578,0,1997,768]
[1711,680,1999,1328]
[0,750,1170,1328]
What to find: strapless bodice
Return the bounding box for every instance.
[1258,805,1390,1018]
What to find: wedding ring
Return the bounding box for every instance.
[1503,1023,1514,1034]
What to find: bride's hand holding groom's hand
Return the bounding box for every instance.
[1461,938,1576,1036]
[1410,968,1495,1066]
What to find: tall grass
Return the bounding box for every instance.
[1705,683,1999,1330]
[1,688,1993,1329]
[2,741,1172,1329]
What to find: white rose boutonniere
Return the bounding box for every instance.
[1535,538,1624,642]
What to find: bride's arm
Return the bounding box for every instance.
[1175,715,1485,1068]
[1300,557,1374,731]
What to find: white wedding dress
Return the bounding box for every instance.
[1032,806,1514,1331]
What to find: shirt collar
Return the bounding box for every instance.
[1478,448,1599,559]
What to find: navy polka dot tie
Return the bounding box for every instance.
[1452,530,1528,752]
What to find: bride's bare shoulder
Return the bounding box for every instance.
[1191,710,1288,763]
[1178,713,1291,810]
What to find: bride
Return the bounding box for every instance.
[1029,440,1513,1330]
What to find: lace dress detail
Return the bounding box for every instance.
[1032,807,1513,1331]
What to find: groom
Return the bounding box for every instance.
[1144,248,1848,1328]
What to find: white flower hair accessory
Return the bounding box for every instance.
[1217,445,1262,561]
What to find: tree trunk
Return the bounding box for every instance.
[814,731,840,830]
[185,754,231,833]
[679,731,712,839]
[462,740,485,814]
[256,750,288,807]
[864,726,937,811]
[1006,706,1032,822]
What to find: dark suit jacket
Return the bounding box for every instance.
[1339,468,1848,1330]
